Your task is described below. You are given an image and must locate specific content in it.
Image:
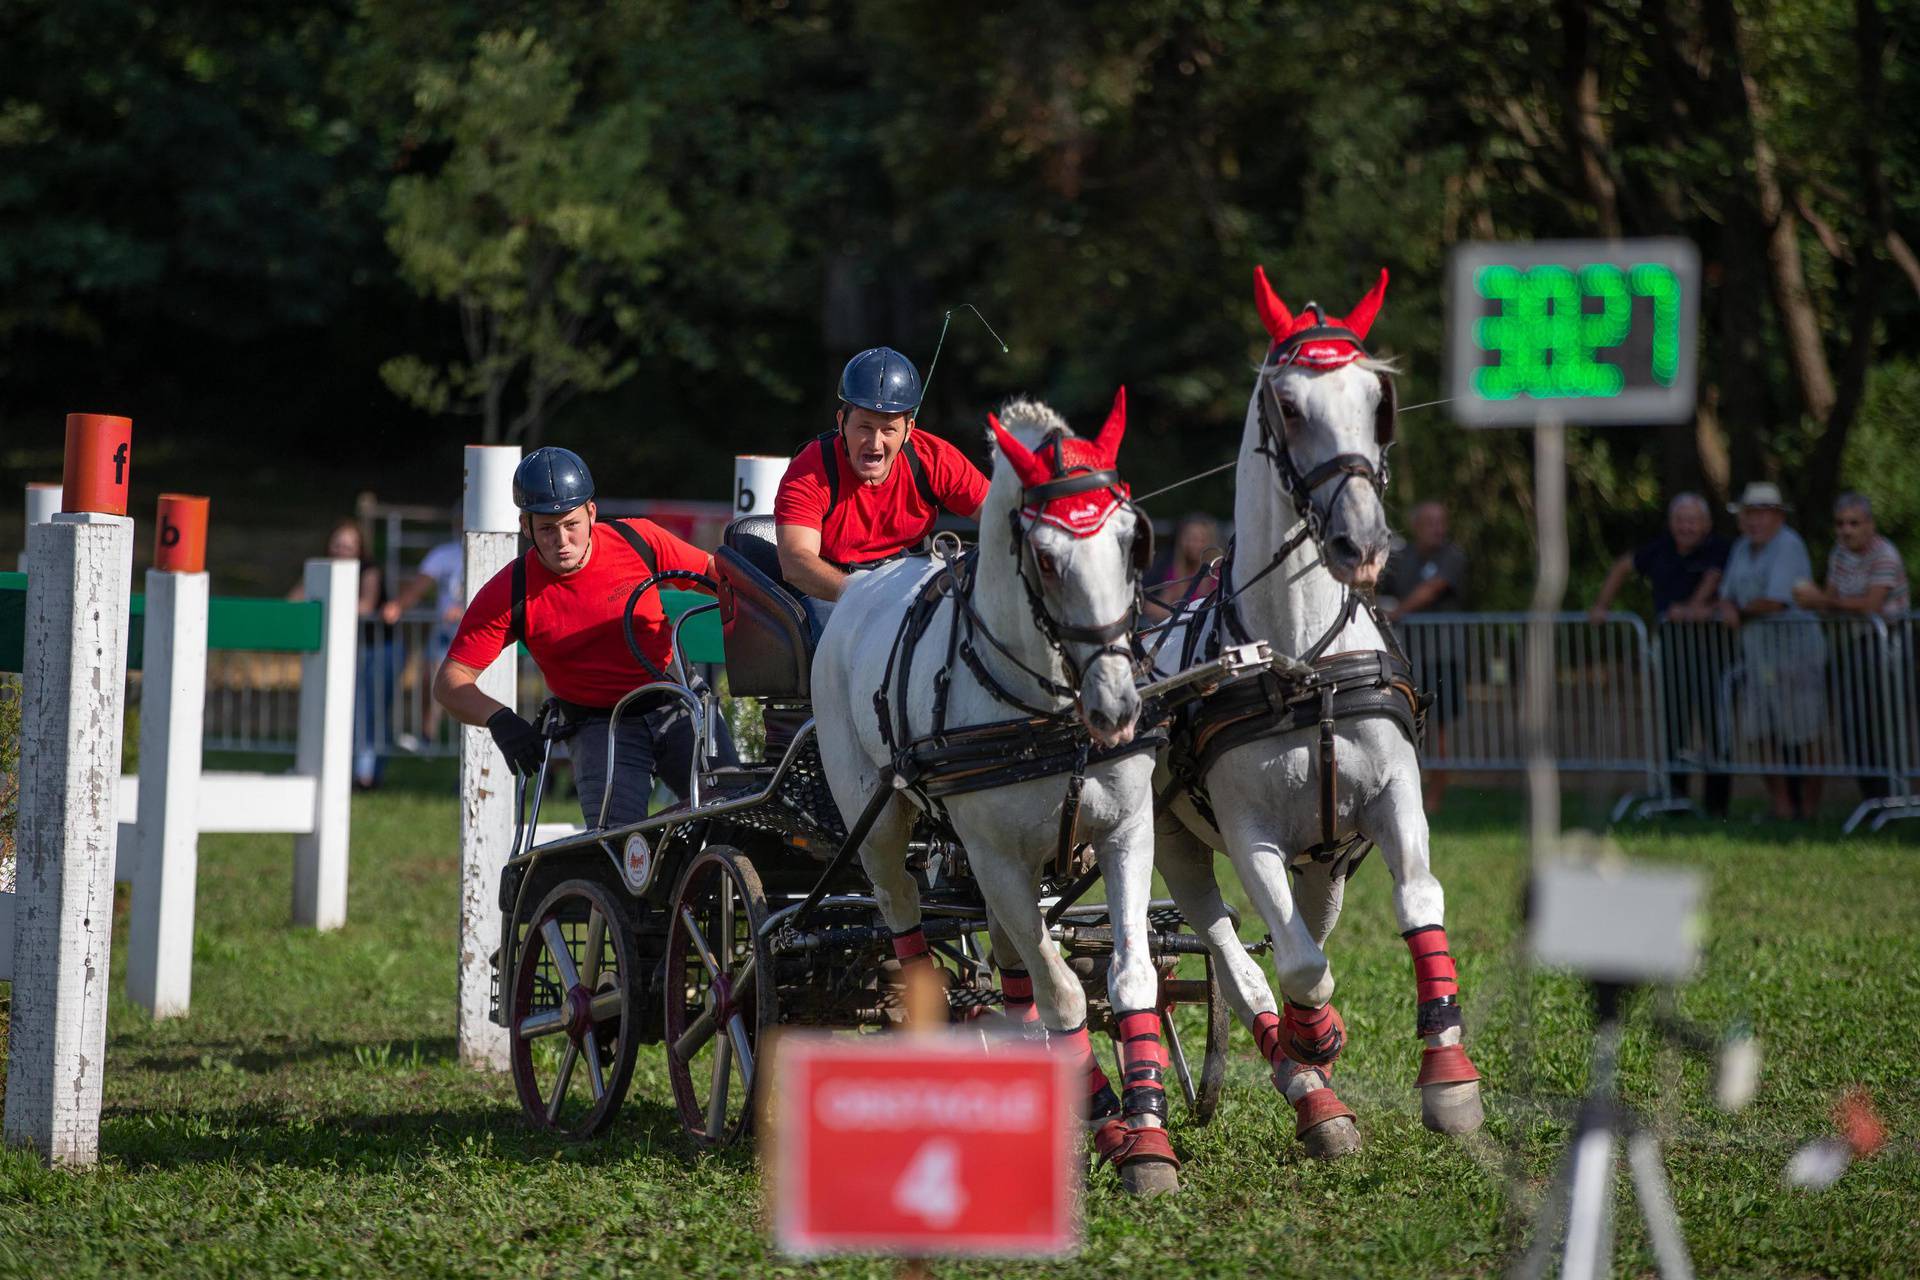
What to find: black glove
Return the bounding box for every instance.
[487,708,545,776]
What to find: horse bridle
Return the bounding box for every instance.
[1201,310,1400,659]
[1253,307,1396,548]
[975,429,1150,703]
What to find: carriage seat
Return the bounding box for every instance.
[716,516,821,702]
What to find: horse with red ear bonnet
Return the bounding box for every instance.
[810,392,1182,1194]
[1148,267,1485,1160]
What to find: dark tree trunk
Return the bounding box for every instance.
[1801,0,1891,517]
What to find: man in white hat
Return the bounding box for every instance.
[1716,480,1826,819]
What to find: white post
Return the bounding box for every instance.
[19,483,63,571]
[458,444,520,1070]
[4,512,134,1166]
[733,455,786,518]
[125,568,209,1017]
[292,557,357,929]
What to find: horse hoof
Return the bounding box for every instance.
[1094,1119,1181,1196]
[1301,1113,1362,1160]
[1421,1080,1484,1135]
[1119,1157,1182,1197]
[1292,1086,1361,1160]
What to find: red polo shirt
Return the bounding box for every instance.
[773,428,989,565]
[446,518,710,708]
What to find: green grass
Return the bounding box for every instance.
[0,766,1915,1278]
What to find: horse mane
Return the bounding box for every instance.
[989,396,1073,446]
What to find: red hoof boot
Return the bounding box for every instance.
[1415,1043,1481,1087]
[1292,1087,1361,1160]
[1094,1120,1181,1196]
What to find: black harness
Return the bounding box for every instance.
[1162,320,1426,874]
[870,433,1161,871]
[507,516,660,650]
[812,429,944,572]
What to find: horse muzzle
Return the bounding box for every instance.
[1077,650,1140,748]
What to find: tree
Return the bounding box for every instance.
[380,29,678,445]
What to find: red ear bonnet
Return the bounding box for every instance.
[1255,265,1389,371]
[994,390,1132,537]
[1089,386,1127,468]
[989,411,1054,490]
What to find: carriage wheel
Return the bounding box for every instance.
[664,845,775,1145]
[509,878,642,1139]
[1161,950,1231,1125]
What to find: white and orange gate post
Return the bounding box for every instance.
[3,413,136,1166]
[124,495,212,1017]
[457,444,520,1070]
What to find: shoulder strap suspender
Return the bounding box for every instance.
[814,431,840,509]
[512,522,661,645]
[900,436,939,510]
[605,518,662,576]
[508,555,527,646]
[813,430,941,515]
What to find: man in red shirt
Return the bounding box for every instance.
[773,346,990,599]
[433,447,734,828]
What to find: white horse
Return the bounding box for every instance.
[812,392,1180,1194]
[1151,267,1484,1159]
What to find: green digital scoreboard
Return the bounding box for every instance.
[1447,239,1700,427]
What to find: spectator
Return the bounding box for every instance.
[1717,481,1826,820]
[1587,492,1732,815]
[291,520,392,790]
[1587,492,1729,623]
[1143,512,1223,621]
[1383,500,1468,813]
[1793,492,1910,801]
[1793,492,1910,617]
[382,520,466,747]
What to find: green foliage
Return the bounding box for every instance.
[1839,359,1920,537]
[380,29,680,445]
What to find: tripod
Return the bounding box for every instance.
[1515,983,1695,1280]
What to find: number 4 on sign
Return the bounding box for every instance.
[893,1139,967,1228]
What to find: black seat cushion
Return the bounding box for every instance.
[723,515,791,594]
[717,519,814,701]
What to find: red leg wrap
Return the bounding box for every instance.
[1282,1000,1347,1066]
[999,967,1040,1024]
[1252,1010,1286,1067]
[1115,1009,1169,1121]
[891,926,931,967]
[1054,1024,1114,1098]
[1292,1086,1357,1140]
[1093,1118,1180,1170]
[1415,1043,1481,1088]
[1404,925,1459,1004]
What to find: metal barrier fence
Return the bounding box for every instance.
[194,604,1920,830]
[1396,610,1920,831]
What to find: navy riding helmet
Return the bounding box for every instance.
[512,446,595,514]
[838,346,923,416]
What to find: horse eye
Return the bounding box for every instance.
[1280,399,1304,427]
[1036,550,1060,578]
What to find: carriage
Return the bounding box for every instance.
[486,515,1240,1142]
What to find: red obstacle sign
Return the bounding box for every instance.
[767,1034,1081,1259]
